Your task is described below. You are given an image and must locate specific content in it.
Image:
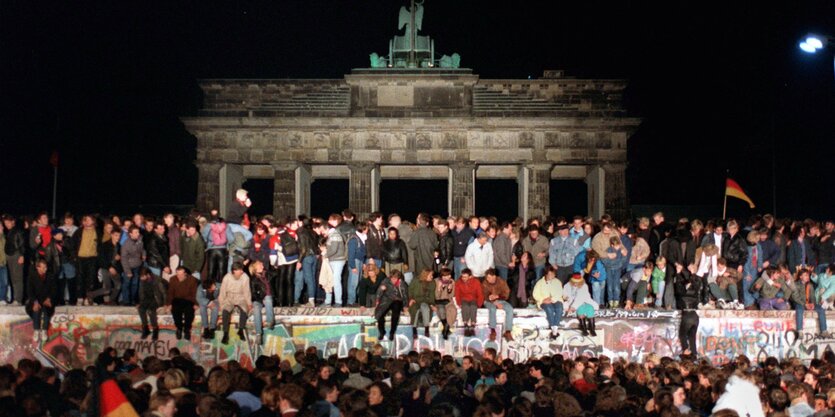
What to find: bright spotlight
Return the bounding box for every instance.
[799,42,817,53]
[805,36,824,50]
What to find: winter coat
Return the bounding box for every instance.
[3,226,25,258]
[181,233,206,275]
[437,232,454,266]
[522,235,550,267]
[120,237,145,271]
[455,277,484,306]
[25,269,56,315]
[723,232,748,269]
[97,240,122,273]
[452,227,475,258]
[250,271,272,302]
[788,239,815,271]
[409,226,439,273]
[409,278,436,306]
[464,241,494,277]
[482,278,510,302]
[548,235,580,268]
[492,234,513,269]
[347,234,367,268]
[219,273,252,310]
[752,271,787,300]
[358,274,383,307]
[674,269,702,310]
[365,225,385,260]
[146,233,170,269]
[564,282,598,311]
[325,228,347,261]
[382,239,408,264]
[139,276,166,308]
[374,276,408,320]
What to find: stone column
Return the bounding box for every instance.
[585,165,605,220]
[219,164,244,219]
[603,163,629,220]
[525,163,552,220]
[448,162,476,217]
[348,162,375,219]
[295,164,313,217]
[272,162,297,220]
[195,162,221,213]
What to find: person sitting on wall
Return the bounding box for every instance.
[219,262,252,345]
[374,269,408,342]
[482,268,514,342]
[137,267,165,341]
[752,266,790,310]
[788,267,828,338]
[564,273,598,337]
[26,258,56,344]
[533,264,565,340]
[408,268,436,339]
[166,266,199,340]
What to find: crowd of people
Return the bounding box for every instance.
[4,338,835,417]
[1,190,835,417]
[1,190,835,347]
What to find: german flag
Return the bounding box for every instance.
[725,178,755,209]
[100,379,139,417]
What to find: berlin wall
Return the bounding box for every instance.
[0,307,832,371]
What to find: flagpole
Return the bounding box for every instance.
[722,192,727,220]
[52,165,58,220]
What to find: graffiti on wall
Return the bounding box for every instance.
[696,310,835,365]
[0,307,833,371]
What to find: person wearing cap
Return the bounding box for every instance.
[464,232,494,279]
[533,265,564,339]
[549,223,581,285]
[564,273,598,337]
[219,262,252,344]
[482,268,514,341]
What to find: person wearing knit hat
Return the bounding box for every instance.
[564,272,599,337]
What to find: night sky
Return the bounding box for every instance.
[1,1,833,221]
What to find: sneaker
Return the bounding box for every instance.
[717,300,727,310]
[0,301,6,306]
[503,330,514,342]
[76,300,83,306]
[32,331,40,343]
[697,302,709,310]
[550,330,559,340]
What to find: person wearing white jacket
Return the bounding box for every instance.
[712,374,765,417]
[465,232,494,278]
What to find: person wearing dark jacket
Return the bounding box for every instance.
[2,215,26,305]
[365,213,385,268]
[249,260,274,342]
[146,223,170,278]
[374,269,408,341]
[382,228,409,275]
[408,214,439,276]
[358,262,384,308]
[44,229,77,306]
[294,219,319,307]
[674,264,701,357]
[26,259,56,343]
[435,222,454,273]
[137,267,165,341]
[181,222,206,280]
[452,221,475,279]
[89,228,123,304]
[723,220,748,272]
[73,215,99,306]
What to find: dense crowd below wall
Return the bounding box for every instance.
[1,194,835,417]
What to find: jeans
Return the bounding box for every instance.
[197,286,219,330]
[87,268,121,302]
[605,268,621,306]
[139,305,159,328]
[77,257,97,300]
[534,264,546,282]
[655,281,666,307]
[795,303,827,333]
[709,283,738,302]
[759,297,789,310]
[253,296,274,334]
[294,255,317,302]
[591,281,605,306]
[29,308,52,331]
[325,260,345,306]
[410,302,432,327]
[542,302,564,328]
[7,255,24,304]
[222,306,248,335]
[454,257,465,279]
[0,267,8,302]
[741,274,759,307]
[120,267,140,305]
[485,300,514,332]
[496,266,509,280]
[347,259,363,305]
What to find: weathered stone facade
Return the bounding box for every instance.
[183,69,640,220]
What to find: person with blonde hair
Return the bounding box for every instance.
[357,261,384,308]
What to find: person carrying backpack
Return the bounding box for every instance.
[202,212,232,285]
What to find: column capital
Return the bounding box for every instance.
[270,161,298,171]
[524,162,553,171]
[347,162,376,172]
[449,161,477,170]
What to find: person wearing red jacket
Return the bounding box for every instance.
[454,268,483,337]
